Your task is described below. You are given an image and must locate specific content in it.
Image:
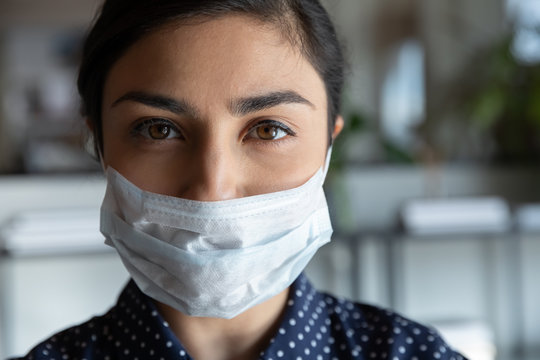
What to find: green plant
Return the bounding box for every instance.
[466,31,540,163]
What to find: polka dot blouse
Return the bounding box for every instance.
[13,274,467,360]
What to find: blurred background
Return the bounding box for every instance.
[0,0,539,359]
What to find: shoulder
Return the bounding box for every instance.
[11,280,166,360]
[10,309,119,360]
[319,292,468,359]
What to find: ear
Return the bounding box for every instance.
[84,117,106,167]
[331,115,344,141]
[85,117,94,132]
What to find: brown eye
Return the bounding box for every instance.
[257,125,279,140]
[246,120,293,141]
[133,118,182,140]
[148,123,171,139]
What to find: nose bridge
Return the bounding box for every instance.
[185,139,239,201]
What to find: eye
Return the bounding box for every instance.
[246,120,295,141]
[132,118,183,140]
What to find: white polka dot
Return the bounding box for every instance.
[298,333,304,340]
[399,346,406,354]
[289,341,296,349]
[166,341,173,348]
[323,346,330,354]
[277,350,284,357]
[289,318,297,326]
[279,328,286,335]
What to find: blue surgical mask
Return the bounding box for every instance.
[100,149,333,319]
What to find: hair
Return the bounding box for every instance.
[78,0,345,156]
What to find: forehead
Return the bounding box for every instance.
[103,15,326,110]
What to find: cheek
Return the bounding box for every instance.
[261,118,328,190]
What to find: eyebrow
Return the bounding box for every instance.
[230,90,315,116]
[112,91,200,118]
[111,90,314,117]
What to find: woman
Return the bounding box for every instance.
[15,0,466,359]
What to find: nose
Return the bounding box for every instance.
[180,144,241,201]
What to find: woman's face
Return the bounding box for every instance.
[101,15,342,200]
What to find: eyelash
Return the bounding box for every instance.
[131,118,183,140]
[130,118,296,143]
[244,119,296,142]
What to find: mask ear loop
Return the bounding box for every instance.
[322,146,333,179]
[97,147,107,172]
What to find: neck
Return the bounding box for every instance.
[155,288,290,360]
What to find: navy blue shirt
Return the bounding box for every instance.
[14,274,467,360]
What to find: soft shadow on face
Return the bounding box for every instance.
[101,15,336,201]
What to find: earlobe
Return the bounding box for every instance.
[332,115,344,140]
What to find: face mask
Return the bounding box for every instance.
[100,150,333,319]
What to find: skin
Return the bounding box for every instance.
[99,15,343,360]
